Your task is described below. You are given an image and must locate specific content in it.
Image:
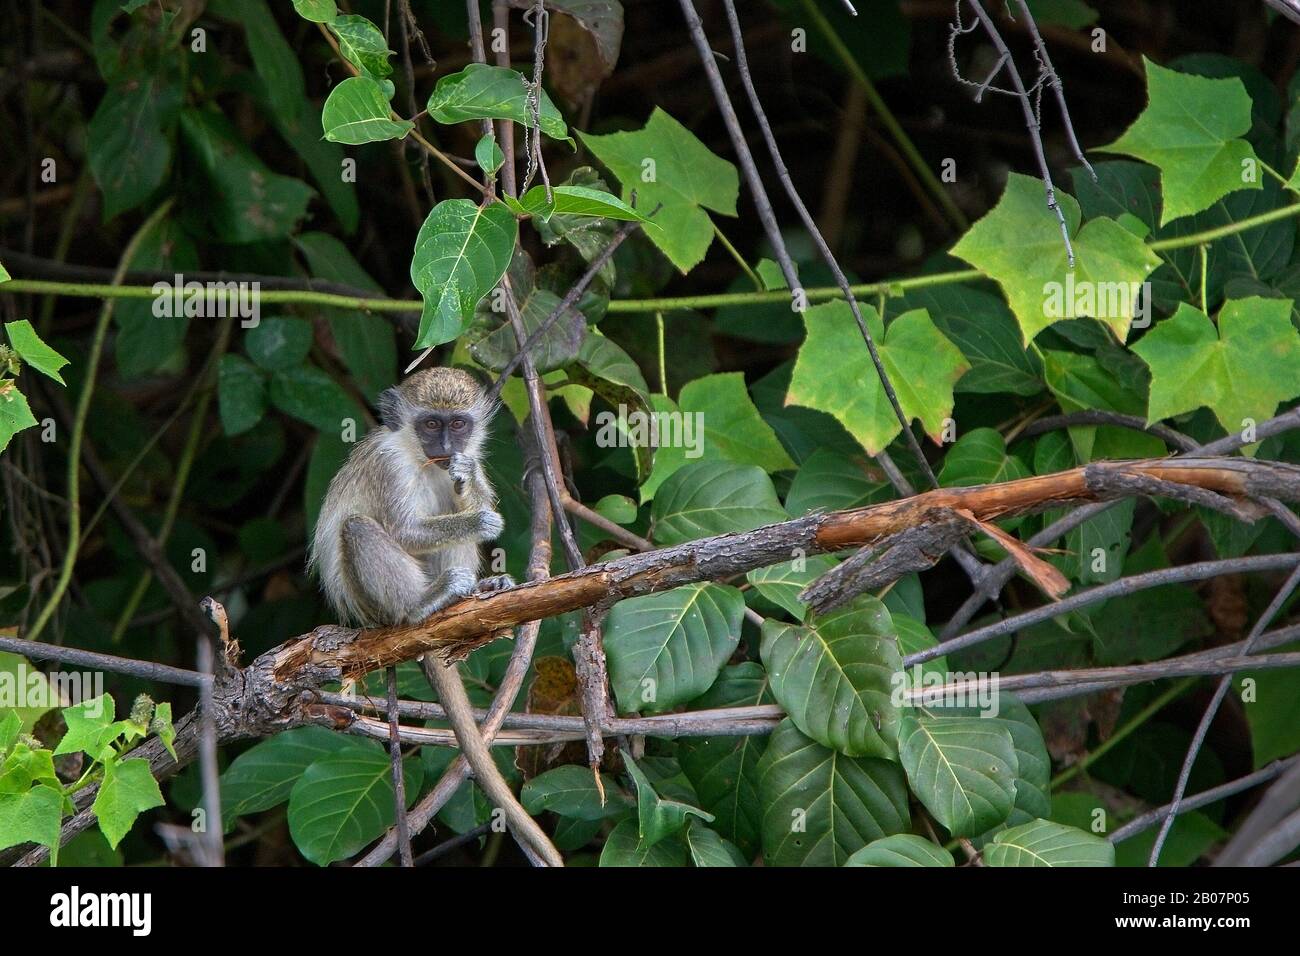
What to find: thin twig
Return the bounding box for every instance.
[386,666,414,867]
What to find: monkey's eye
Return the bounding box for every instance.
[450,418,468,431]
[422,418,441,431]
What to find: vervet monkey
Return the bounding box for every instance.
[309,367,512,627]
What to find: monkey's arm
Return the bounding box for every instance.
[392,508,504,555]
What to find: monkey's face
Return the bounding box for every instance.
[414,411,474,469]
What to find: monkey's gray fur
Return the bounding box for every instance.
[309,367,511,627]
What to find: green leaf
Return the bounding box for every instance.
[221,728,365,822]
[761,596,903,759]
[0,387,39,454]
[93,758,165,849]
[649,460,786,545]
[677,663,772,857]
[0,785,63,859]
[513,185,646,222]
[53,695,119,761]
[475,133,505,175]
[466,249,586,373]
[0,710,20,753]
[288,748,424,865]
[410,199,518,349]
[1096,58,1261,225]
[428,64,570,142]
[580,108,739,272]
[640,372,796,501]
[757,720,910,866]
[322,76,413,145]
[246,317,313,371]
[784,448,890,517]
[984,819,1114,866]
[328,14,394,79]
[5,321,69,385]
[951,173,1162,344]
[179,109,314,244]
[897,284,1043,396]
[940,427,1031,487]
[598,818,688,866]
[292,0,336,21]
[623,750,713,849]
[0,261,8,282]
[844,833,955,867]
[87,74,182,219]
[686,819,747,866]
[1131,297,1300,432]
[0,742,58,794]
[788,302,969,456]
[269,365,365,433]
[217,355,268,437]
[898,711,1018,837]
[520,765,631,820]
[604,583,745,714]
[746,553,839,619]
[211,0,359,231]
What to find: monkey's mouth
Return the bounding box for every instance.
[425,456,452,471]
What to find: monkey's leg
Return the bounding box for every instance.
[340,516,430,626]
[410,566,479,620]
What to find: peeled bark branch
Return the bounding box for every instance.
[272,457,1300,682]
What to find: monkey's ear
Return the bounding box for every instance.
[375,388,403,430]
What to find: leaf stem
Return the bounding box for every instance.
[711,222,762,289]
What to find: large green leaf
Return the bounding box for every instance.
[898,711,1018,838]
[1131,297,1300,432]
[217,355,268,437]
[639,372,796,501]
[757,720,910,866]
[322,76,412,145]
[580,109,739,272]
[844,833,955,867]
[678,662,772,858]
[623,750,713,849]
[287,748,423,866]
[428,64,570,142]
[897,284,1043,396]
[649,460,786,545]
[983,819,1115,867]
[604,583,744,714]
[788,303,969,456]
[220,727,363,823]
[1096,58,1260,224]
[87,73,182,219]
[520,765,632,820]
[598,818,688,866]
[760,596,903,758]
[783,448,890,517]
[179,108,314,244]
[0,388,39,453]
[0,785,63,861]
[950,173,1162,343]
[746,554,839,619]
[685,819,748,866]
[93,758,165,850]
[410,199,518,349]
[328,14,393,79]
[268,365,364,433]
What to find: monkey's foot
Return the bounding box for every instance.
[475,574,515,594]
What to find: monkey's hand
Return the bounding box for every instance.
[448,453,476,495]
[474,510,506,541]
[475,573,515,594]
